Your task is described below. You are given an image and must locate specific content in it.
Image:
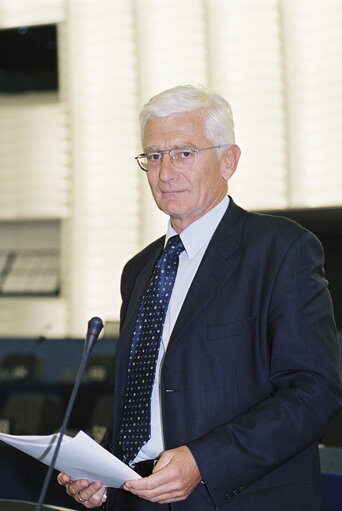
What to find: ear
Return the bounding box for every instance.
[221,144,241,181]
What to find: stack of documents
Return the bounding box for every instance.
[0,430,140,488]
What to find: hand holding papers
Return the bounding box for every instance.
[0,430,140,488]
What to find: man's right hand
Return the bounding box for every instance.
[57,472,107,508]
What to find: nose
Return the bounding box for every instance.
[159,152,177,181]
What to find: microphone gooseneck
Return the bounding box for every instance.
[35,316,104,511]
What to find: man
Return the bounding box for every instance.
[58,85,342,510]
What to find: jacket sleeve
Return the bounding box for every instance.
[187,230,342,506]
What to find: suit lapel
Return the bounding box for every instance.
[119,237,164,343]
[168,199,247,345]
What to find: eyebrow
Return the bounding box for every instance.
[144,146,161,153]
[144,144,196,153]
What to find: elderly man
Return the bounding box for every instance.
[59,85,342,511]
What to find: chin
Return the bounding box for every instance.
[158,198,184,216]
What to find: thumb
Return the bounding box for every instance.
[152,452,174,473]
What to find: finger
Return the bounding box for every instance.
[125,461,172,491]
[126,479,192,504]
[73,481,103,503]
[66,479,89,497]
[124,470,174,500]
[76,485,106,508]
[124,482,181,504]
[153,453,173,472]
[57,472,72,486]
[124,458,197,503]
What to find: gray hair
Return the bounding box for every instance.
[139,85,236,154]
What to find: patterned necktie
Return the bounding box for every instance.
[118,235,185,465]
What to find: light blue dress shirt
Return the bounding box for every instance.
[134,196,230,463]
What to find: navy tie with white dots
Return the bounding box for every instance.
[118,235,185,465]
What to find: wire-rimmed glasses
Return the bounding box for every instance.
[135,144,230,172]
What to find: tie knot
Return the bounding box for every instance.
[164,235,185,258]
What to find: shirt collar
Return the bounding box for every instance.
[165,195,230,259]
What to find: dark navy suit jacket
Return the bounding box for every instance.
[107,198,342,511]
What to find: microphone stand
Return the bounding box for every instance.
[35,317,103,511]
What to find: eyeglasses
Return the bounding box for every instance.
[135,144,230,172]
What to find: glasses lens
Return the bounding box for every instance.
[143,152,164,171]
[138,146,198,171]
[138,155,148,171]
[170,147,197,168]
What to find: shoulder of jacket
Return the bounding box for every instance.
[123,235,165,274]
[246,210,311,235]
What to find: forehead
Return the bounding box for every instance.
[143,110,209,148]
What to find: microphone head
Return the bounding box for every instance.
[87,316,104,337]
[84,317,104,357]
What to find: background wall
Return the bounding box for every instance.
[0,0,341,337]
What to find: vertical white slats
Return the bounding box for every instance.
[0,297,66,337]
[0,93,70,219]
[207,0,288,210]
[282,0,342,207]
[135,0,208,245]
[59,0,140,335]
[0,0,64,28]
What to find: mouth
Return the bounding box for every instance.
[160,189,184,195]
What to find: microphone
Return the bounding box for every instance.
[36,317,104,511]
[84,316,104,357]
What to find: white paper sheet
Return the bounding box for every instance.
[0,430,140,488]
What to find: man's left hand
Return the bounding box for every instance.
[123,445,201,504]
